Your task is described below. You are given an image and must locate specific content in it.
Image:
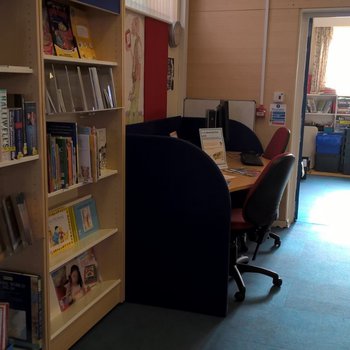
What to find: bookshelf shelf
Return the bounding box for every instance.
[43,54,118,67]
[49,228,118,272]
[0,155,39,169]
[50,279,121,340]
[48,169,119,198]
[0,65,33,74]
[305,112,335,116]
[46,107,123,117]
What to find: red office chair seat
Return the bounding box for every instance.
[230,153,295,301]
[230,208,254,231]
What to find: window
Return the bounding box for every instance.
[325,26,350,96]
[126,0,179,23]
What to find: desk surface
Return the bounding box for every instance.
[224,152,269,192]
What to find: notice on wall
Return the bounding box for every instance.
[270,103,286,126]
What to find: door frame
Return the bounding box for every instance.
[292,8,350,221]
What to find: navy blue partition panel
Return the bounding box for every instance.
[75,0,120,13]
[126,134,231,317]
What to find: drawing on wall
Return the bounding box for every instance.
[125,11,144,124]
[167,58,175,91]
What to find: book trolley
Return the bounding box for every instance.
[0,1,125,349]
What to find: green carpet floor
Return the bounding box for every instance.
[71,175,350,350]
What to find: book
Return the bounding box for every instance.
[47,122,78,186]
[9,108,24,159]
[0,205,13,257]
[42,4,54,55]
[0,89,10,162]
[46,0,79,58]
[10,193,33,247]
[89,67,104,110]
[96,128,107,171]
[70,5,97,59]
[48,207,76,255]
[51,249,98,312]
[78,126,92,183]
[23,102,38,156]
[0,270,42,349]
[1,196,22,253]
[72,197,99,240]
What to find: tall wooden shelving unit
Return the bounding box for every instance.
[0,1,125,349]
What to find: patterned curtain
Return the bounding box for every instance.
[310,27,333,94]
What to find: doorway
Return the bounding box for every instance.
[294,10,350,225]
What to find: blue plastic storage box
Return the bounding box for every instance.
[316,132,343,154]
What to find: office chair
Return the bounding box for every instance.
[230,153,295,301]
[262,127,290,160]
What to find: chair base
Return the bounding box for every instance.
[232,257,282,301]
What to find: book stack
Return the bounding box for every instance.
[337,97,350,115]
[48,195,100,256]
[43,1,96,60]
[0,90,38,162]
[0,193,33,258]
[46,122,107,193]
[0,270,42,349]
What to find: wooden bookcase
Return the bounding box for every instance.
[0,1,125,349]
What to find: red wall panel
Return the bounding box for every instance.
[144,17,168,121]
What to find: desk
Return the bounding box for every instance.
[224,152,269,192]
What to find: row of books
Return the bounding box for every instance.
[47,122,107,193]
[306,97,335,114]
[0,90,38,162]
[48,195,99,255]
[0,270,42,349]
[0,193,33,258]
[51,247,99,312]
[45,63,116,115]
[337,97,350,114]
[43,0,96,60]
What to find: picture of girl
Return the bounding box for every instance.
[65,264,86,303]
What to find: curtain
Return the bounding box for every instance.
[310,27,333,94]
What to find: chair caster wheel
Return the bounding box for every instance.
[273,277,282,287]
[234,291,245,301]
[274,239,281,247]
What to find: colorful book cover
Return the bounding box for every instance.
[46,0,79,58]
[0,270,42,348]
[9,108,24,159]
[0,89,11,162]
[23,102,38,156]
[70,5,97,59]
[76,248,99,288]
[42,4,54,55]
[48,207,76,255]
[96,128,107,171]
[72,197,99,240]
[51,252,93,312]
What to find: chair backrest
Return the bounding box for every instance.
[242,153,295,227]
[262,127,290,159]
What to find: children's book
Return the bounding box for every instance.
[23,102,38,156]
[42,4,54,55]
[78,126,92,183]
[96,128,107,171]
[48,207,76,255]
[51,249,97,312]
[72,197,99,240]
[46,0,79,58]
[0,270,42,349]
[70,5,96,59]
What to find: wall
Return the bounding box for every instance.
[187,0,350,224]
